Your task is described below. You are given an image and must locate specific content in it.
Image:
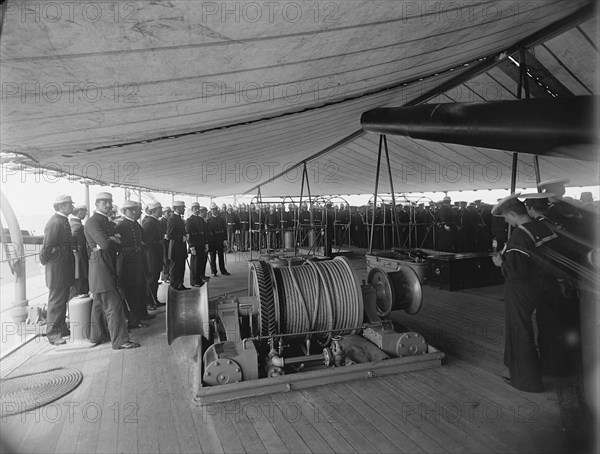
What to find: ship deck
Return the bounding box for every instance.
[0,250,577,454]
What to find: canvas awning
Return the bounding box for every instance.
[1,0,598,197]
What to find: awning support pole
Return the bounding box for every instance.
[383,136,402,249]
[369,136,384,254]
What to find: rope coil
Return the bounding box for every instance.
[250,257,363,341]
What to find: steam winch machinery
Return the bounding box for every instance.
[167,256,441,401]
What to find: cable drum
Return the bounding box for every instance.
[249,257,363,341]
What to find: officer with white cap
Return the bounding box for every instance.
[186,202,210,286]
[115,200,151,328]
[84,192,139,349]
[40,195,75,346]
[167,201,189,290]
[142,201,163,307]
[159,205,172,282]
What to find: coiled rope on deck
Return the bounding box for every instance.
[271,258,362,340]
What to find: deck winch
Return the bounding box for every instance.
[167,256,439,402]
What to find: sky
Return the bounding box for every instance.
[1,164,598,234]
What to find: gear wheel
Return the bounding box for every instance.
[251,261,278,338]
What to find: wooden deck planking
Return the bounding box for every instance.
[0,259,577,454]
[444,358,563,428]
[373,376,473,453]
[73,347,112,453]
[317,384,405,454]
[94,344,125,454]
[145,320,188,454]
[277,389,357,454]
[226,399,270,454]
[342,380,431,454]
[231,395,291,454]
[170,335,226,454]
[405,365,564,454]
[268,391,335,454]
[206,400,250,454]
[154,322,209,454]
[117,340,140,454]
[392,370,519,453]
[53,345,104,454]
[332,383,430,454]
[341,378,448,453]
[134,326,160,454]
[300,387,381,453]
[399,367,522,454]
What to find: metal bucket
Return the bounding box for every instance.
[68,295,93,342]
[157,282,169,304]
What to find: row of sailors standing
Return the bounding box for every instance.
[200,202,348,253]
[490,178,598,394]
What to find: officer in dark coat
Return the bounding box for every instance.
[40,195,76,345]
[492,194,560,392]
[115,200,151,328]
[142,201,164,308]
[167,201,189,290]
[69,204,89,298]
[84,192,139,349]
[207,203,230,276]
[159,206,172,282]
[186,202,209,286]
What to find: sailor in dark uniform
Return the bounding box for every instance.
[522,192,595,377]
[207,203,230,276]
[239,203,250,251]
[186,202,209,286]
[436,197,456,252]
[115,200,152,328]
[225,204,239,253]
[538,179,586,238]
[69,204,89,298]
[323,202,335,256]
[40,195,76,345]
[142,201,164,308]
[167,201,189,290]
[264,204,280,250]
[84,192,139,349]
[491,194,560,392]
